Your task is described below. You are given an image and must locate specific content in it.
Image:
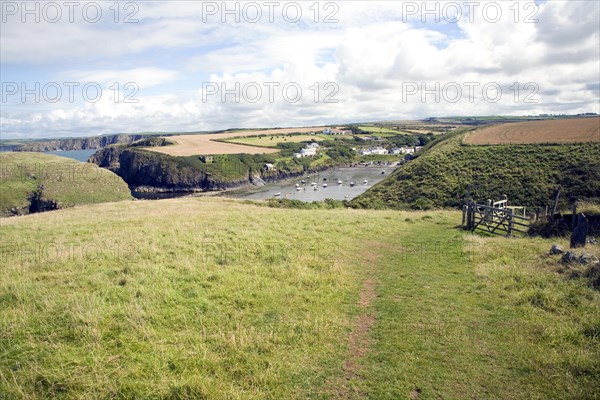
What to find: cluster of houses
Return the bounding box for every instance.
[292,139,421,159]
[322,128,351,135]
[358,146,421,156]
[294,142,320,158]
[306,127,351,136]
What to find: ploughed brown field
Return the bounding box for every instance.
[147,127,322,156]
[464,117,600,145]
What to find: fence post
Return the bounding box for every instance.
[467,201,473,230]
[507,209,514,237]
[462,204,467,226]
[550,188,560,222]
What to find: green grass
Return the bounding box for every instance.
[0,152,132,216]
[1,198,599,398]
[224,135,332,148]
[353,128,600,210]
[357,126,410,136]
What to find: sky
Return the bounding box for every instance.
[1,0,599,139]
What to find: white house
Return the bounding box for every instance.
[359,146,388,156]
[301,148,317,157]
[370,146,388,155]
[294,142,320,158]
[323,128,350,135]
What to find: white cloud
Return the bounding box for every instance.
[1,1,598,138]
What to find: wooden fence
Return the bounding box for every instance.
[462,200,531,237]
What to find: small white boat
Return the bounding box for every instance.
[301,180,306,184]
[296,187,302,191]
[311,182,317,186]
[323,183,328,188]
[363,180,368,184]
[350,182,355,187]
[295,183,300,188]
[274,192,281,197]
[337,180,343,184]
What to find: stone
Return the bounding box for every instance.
[570,213,588,248]
[588,238,598,245]
[561,251,579,264]
[549,244,564,255]
[579,254,599,265]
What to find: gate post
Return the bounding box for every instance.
[507,209,514,237]
[466,200,473,230]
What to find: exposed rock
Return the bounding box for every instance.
[91,146,337,194]
[579,254,599,265]
[549,244,564,255]
[14,134,149,152]
[584,262,600,289]
[561,251,580,264]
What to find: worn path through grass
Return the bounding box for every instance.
[1,199,599,399]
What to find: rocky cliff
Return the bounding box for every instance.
[91,146,329,193]
[14,134,149,152]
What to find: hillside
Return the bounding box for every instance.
[0,152,132,216]
[1,198,598,398]
[353,128,600,210]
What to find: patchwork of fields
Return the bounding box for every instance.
[464,117,600,145]
[147,127,322,156]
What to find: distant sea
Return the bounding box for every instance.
[43,149,98,162]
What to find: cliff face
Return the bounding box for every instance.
[91,146,325,192]
[14,134,148,152]
[91,147,245,191]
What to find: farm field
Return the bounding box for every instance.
[223,134,332,148]
[358,126,410,135]
[1,198,599,399]
[146,127,322,156]
[464,117,600,145]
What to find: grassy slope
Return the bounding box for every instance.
[353,129,600,210]
[0,152,132,216]
[1,198,598,399]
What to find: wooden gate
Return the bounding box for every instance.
[462,200,530,237]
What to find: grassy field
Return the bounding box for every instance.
[464,117,600,145]
[358,126,410,135]
[354,128,600,210]
[0,152,132,216]
[223,135,332,148]
[1,198,599,399]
